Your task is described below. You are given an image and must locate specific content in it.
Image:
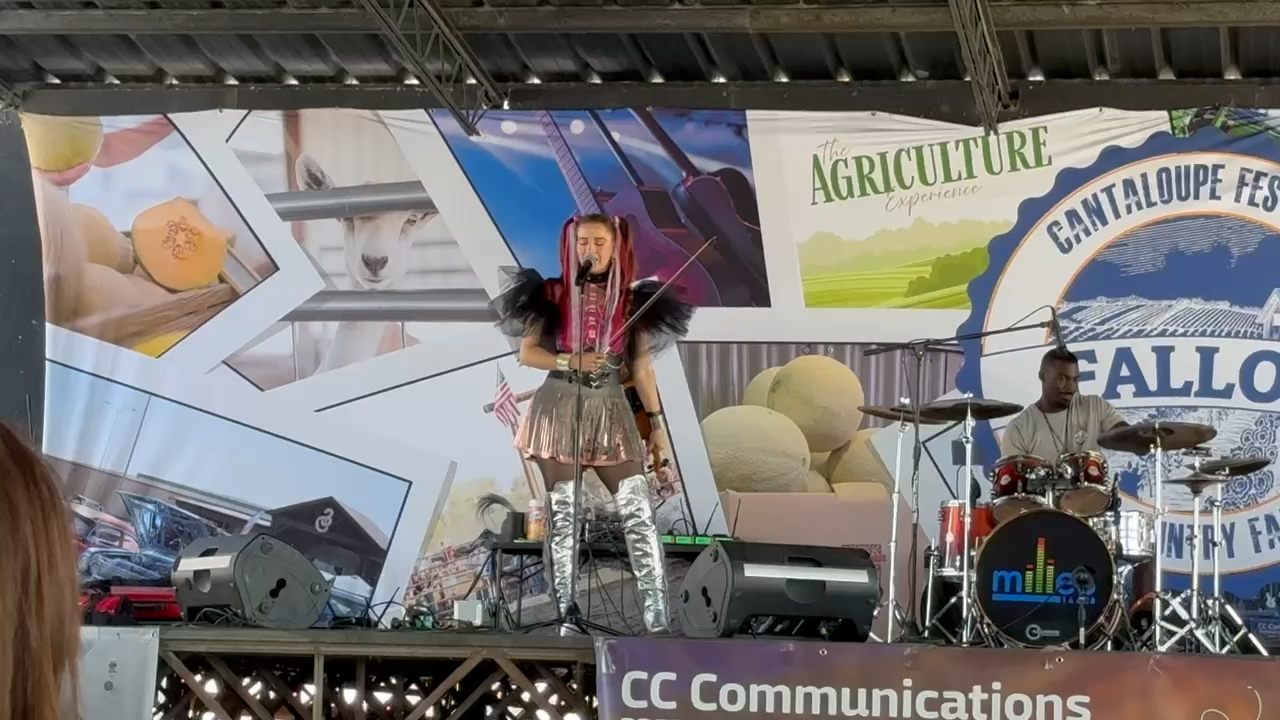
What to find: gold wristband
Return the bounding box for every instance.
[555,353,571,371]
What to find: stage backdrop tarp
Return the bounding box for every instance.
[24,105,1280,639]
[596,636,1277,720]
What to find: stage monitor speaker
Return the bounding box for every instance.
[171,534,332,629]
[678,540,879,642]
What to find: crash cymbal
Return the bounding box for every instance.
[1096,422,1217,454]
[918,397,1023,422]
[858,404,947,425]
[1166,472,1234,494]
[1195,455,1272,477]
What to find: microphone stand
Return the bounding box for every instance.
[864,317,1054,642]
[525,236,716,636]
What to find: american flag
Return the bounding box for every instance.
[493,369,521,430]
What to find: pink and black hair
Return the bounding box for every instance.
[556,213,635,355]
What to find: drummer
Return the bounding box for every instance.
[1000,348,1129,458]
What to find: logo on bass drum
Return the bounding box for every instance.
[989,536,1097,605]
[958,128,1280,597]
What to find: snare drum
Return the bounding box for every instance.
[990,455,1051,523]
[1057,451,1112,517]
[937,501,996,577]
[1089,510,1156,560]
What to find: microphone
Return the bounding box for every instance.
[1049,306,1067,352]
[1070,566,1095,594]
[574,256,596,287]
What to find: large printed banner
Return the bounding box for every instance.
[596,636,1277,719]
[755,108,1280,638]
[23,108,728,627]
[22,104,1280,635]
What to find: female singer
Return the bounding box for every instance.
[495,213,694,634]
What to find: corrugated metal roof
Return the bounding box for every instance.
[1,2,1278,120]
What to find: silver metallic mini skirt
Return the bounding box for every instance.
[514,372,646,466]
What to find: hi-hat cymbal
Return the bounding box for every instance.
[917,397,1023,422]
[858,404,947,425]
[1195,455,1272,477]
[1166,472,1234,494]
[1097,422,1217,454]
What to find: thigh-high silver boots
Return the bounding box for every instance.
[544,480,579,634]
[616,474,671,634]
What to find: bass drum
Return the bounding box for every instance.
[974,509,1121,649]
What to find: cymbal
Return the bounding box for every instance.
[858,404,947,425]
[1166,472,1234,494]
[1097,422,1217,454]
[1195,455,1272,477]
[917,397,1023,422]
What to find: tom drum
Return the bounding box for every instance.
[990,455,1051,524]
[1057,451,1112,518]
[937,501,996,577]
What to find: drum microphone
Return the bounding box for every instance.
[575,256,596,287]
[1070,565,1096,595]
[1050,307,1068,352]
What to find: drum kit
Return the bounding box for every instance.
[860,396,1271,656]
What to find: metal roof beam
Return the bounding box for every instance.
[4,3,1280,35]
[15,80,1280,125]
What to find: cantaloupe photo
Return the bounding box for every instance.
[701,405,809,493]
[32,171,88,324]
[73,264,143,320]
[826,427,893,490]
[21,114,105,173]
[71,203,135,274]
[123,274,173,305]
[131,198,230,291]
[742,366,779,406]
[806,470,833,494]
[767,355,865,453]
[810,451,830,473]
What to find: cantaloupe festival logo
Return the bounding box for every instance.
[958,127,1280,601]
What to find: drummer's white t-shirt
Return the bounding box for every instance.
[999,394,1125,460]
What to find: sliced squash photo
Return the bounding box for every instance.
[131,197,230,292]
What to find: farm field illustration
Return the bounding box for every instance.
[797,218,1005,308]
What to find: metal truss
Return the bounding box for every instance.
[0,76,21,111]
[355,0,504,136]
[153,628,595,720]
[949,0,1013,134]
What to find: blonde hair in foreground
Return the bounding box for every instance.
[0,423,80,720]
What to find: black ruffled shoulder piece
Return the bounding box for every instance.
[628,279,695,357]
[492,267,562,341]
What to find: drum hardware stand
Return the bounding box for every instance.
[919,554,986,645]
[1204,483,1268,655]
[1070,567,1095,648]
[1153,480,1226,653]
[1150,436,1167,649]
[869,399,913,643]
[865,316,1054,644]
[958,396,978,644]
[1153,475,1269,655]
